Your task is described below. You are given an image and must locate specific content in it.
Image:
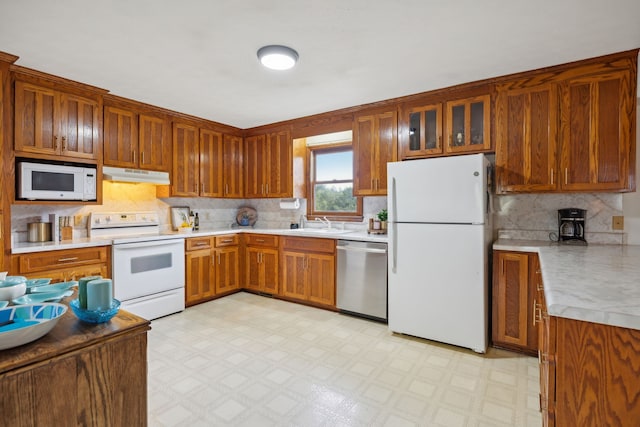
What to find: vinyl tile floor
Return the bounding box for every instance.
[148,292,541,426]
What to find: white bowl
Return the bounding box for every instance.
[0,282,27,300]
[0,303,67,350]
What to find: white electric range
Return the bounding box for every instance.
[88,212,185,320]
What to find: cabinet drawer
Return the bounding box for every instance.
[215,234,239,247]
[186,237,214,251]
[17,247,109,274]
[245,234,279,247]
[282,237,335,254]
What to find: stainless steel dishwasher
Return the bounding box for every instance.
[336,240,388,322]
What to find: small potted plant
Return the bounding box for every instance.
[377,209,388,231]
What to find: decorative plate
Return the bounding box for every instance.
[0,303,67,350]
[236,207,258,226]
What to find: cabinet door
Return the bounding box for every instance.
[402,104,443,159]
[281,250,307,300]
[244,247,262,291]
[445,95,491,154]
[559,69,635,191]
[172,122,199,196]
[14,81,58,155]
[354,111,398,196]
[261,248,279,294]
[104,105,138,168]
[492,251,533,351]
[223,134,244,197]
[264,130,292,197]
[59,92,100,160]
[200,129,224,197]
[139,114,171,172]
[244,134,267,197]
[215,246,240,294]
[185,248,214,305]
[495,83,558,193]
[306,253,335,306]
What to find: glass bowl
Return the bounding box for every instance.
[69,298,120,324]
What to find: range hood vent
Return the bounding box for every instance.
[102,166,170,185]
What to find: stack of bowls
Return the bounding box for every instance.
[0,276,27,302]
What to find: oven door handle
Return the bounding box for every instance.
[113,239,184,251]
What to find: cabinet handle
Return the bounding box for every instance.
[132,150,136,164]
[201,183,204,193]
[532,299,537,326]
[564,168,568,185]
[53,135,58,150]
[217,253,221,264]
[194,242,208,247]
[550,169,554,185]
[259,252,263,263]
[256,239,265,243]
[58,257,79,262]
[140,151,144,164]
[265,184,269,194]
[61,136,67,151]
[221,239,233,243]
[260,184,264,195]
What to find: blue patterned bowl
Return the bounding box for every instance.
[69,298,120,323]
[0,303,67,350]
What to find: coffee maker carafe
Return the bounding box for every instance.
[558,208,587,244]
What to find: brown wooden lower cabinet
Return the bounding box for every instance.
[0,303,149,426]
[492,250,540,355]
[244,234,279,294]
[11,246,110,283]
[281,237,335,307]
[540,313,640,427]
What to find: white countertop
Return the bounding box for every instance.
[494,239,640,331]
[12,228,387,254]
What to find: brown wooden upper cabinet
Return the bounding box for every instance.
[353,109,397,196]
[244,129,292,198]
[496,57,637,194]
[399,94,491,160]
[171,122,243,198]
[14,81,101,161]
[103,104,171,172]
[445,95,491,154]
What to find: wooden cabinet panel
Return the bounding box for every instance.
[495,83,558,193]
[353,110,397,196]
[223,134,244,197]
[244,234,279,294]
[492,250,538,355]
[244,130,292,198]
[280,237,335,307]
[185,248,215,306]
[15,247,109,279]
[14,81,101,160]
[215,234,239,247]
[559,68,635,191]
[185,236,213,251]
[215,246,240,294]
[400,103,443,158]
[200,129,224,197]
[104,105,137,167]
[445,94,491,154]
[172,122,199,196]
[139,114,170,171]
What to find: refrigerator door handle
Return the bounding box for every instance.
[390,177,398,273]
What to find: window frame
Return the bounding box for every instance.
[307,142,363,221]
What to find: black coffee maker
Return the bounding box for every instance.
[558,208,587,244]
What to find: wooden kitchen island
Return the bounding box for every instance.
[0,295,150,427]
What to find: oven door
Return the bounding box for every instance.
[112,238,185,301]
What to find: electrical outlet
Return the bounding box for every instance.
[612,216,624,230]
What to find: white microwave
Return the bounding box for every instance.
[18,161,97,201]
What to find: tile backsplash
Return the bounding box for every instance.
[494,192,624,244]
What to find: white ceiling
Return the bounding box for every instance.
[2,0,639,129]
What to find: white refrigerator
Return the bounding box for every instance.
[387,153,490,353]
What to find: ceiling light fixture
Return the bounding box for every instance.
[257,45,299,70]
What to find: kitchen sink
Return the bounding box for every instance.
[285,228,354,235]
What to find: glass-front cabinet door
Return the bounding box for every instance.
[400,103,443,158]
[445,94,491,153]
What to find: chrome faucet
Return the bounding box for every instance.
[315,216,332,229]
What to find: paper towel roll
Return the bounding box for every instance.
[279,198,300,209]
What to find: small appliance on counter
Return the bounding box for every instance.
[558,208,587,245]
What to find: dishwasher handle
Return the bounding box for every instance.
[336,245,387,254]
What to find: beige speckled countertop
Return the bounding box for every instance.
[12,228,387,254]
[494,239,640,331]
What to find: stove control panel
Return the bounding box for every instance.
[89,212,160,230]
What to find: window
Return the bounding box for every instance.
[308,143,362,220]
